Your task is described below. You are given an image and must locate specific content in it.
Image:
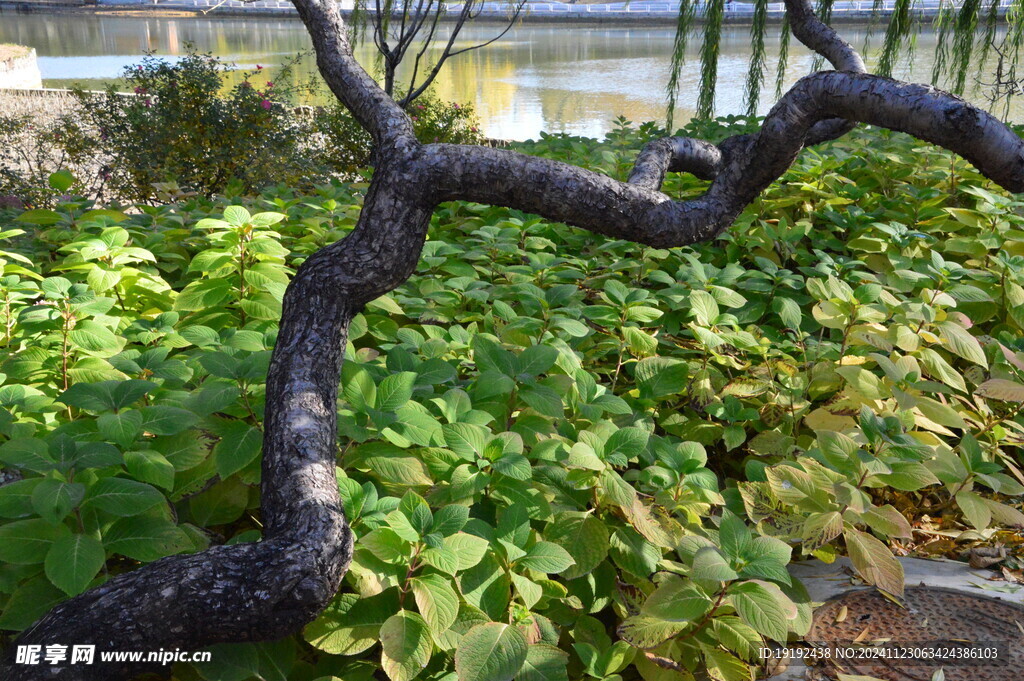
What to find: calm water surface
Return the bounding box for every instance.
[0,11,1018,139]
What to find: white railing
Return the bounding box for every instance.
[449,0,1013,13]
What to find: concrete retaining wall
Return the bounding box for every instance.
[0,47,43,90]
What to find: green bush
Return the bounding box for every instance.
[312,91,485,176]
[64,51,328,203]
[1,119,1023,681]
[0,51,484,205]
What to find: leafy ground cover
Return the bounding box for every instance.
[1,118,1024,681]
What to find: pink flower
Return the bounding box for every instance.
[256,64,263,70]
[144,98,152,108]
[453,103,460,109]
[412,115,419,121]
[261,99,272,110]
[134,86,147,94]
[265,81,273,89]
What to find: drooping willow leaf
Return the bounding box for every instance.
[743,0,770,115]
[697,0,727,119]
[973,0,1003,92]
[931,0,955,86]
[666,0,697,130]
[811,0,836,72]
[775,14,791,100]
[877,0,915,77]
[950,0,982,93]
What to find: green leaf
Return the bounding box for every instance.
[98,410,143,447]
[936,322,988,368]
[603,427,649,461]
[517,644,569,681]
[31,480,85,524]
[411,574,460,636]
[616,616,687,649]
[719,510,752,560]
[443,423,489,460]
[0,518,70,564]
[459,553,511,620]
[690,290,720,326]
[0,576,65,630]
[103,516,193,562]
[84,477,165,516]
[0,438,54,473]
[380,611,432,681]
[17,208,64,225]
[0,479,43,518]
[641,575,713,622]
[378,372,417,411]
[304,590,400,656]
[635,358,690,399]
[691,546,739,582]
[517,542,575,574]
[516,345,558,377]
[772,296,802,329]
[223,205,251,226]
[140,405,199,436]
[189,479,250,526]
[214,422,262,479]
[956,490,992,530]
[728,580,796,643]
[455,622,528,681]
[124,450,176,491]
[609,527,660,577]
[45,534,106,596]
[432,505,470,536]
[59,380,155,412]
[174,279,233,311]
[701,645,751,681]
[68,320,124,357]
[445,532,490,570]
[545,512,609,579]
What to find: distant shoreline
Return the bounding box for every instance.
[0,0,1009,25]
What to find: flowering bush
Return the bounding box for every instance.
[61,51,324,203]
[0,51,486,204]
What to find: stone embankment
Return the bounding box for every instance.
[0,45,42,90]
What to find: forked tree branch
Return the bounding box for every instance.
[4,0,1023,678]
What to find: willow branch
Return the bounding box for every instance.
[635,0,866,188]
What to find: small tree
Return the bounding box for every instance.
[352,0,527,107]
[5,0,1024,679]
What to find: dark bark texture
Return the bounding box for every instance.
[4,0,1024,678]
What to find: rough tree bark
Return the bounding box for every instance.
[3,0,1023,678]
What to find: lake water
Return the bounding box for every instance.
[0,10,1018,139]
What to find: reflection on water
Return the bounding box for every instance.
[0,10,1017,139]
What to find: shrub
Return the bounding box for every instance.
[0,51,484,204]
[64,51,327,203]
[312,91,485,176]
